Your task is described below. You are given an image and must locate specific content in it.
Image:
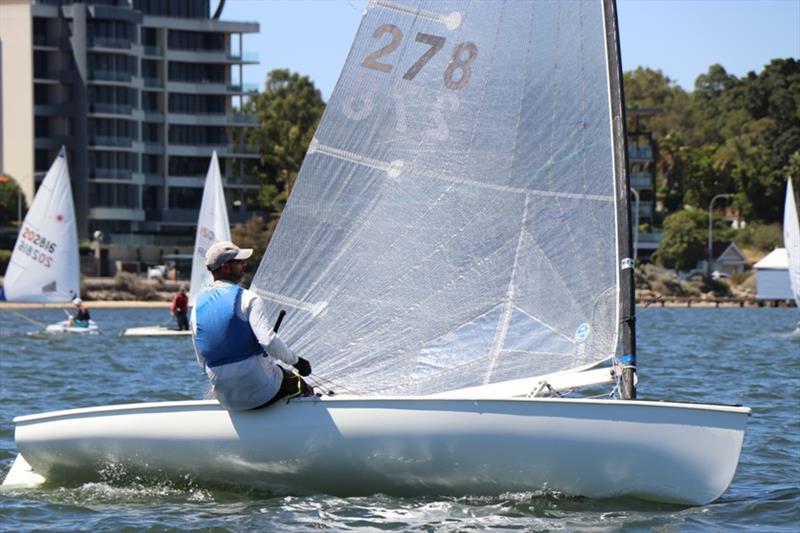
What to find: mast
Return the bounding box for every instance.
[603,0,636,399]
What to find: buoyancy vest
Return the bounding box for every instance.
[195,284,263,367]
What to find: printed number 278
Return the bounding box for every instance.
[362,24,477,90]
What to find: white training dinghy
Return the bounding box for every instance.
[120,151,230,337]
[44,320,100,335]
[3,0,750,505]
[119,326,190,337]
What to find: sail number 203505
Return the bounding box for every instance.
[362,24,477,90]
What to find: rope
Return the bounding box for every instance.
[307,374,363,396]
[0,308,47,327]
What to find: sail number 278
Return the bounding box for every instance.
[362,24,478,90]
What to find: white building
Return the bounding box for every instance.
[753,248,792,300]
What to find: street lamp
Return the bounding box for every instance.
[707,193,734,275]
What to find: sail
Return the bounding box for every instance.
[252,0,623,395]
[3,147,80,302]
[784,179,800,307]
[189,151,231,306]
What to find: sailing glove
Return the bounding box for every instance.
[294,357,312,376]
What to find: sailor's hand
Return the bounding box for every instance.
[294,357,312,376]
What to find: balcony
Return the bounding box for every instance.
[91,168,133,180]
[143,78,164,88]
[89,69,132,83]
[143,45,163,57]
[167,111,258,126]
[89,207,144,221]
[628,145,653,161]
[88,36,132,50]
[91,135,133,148]
[145,209,198,223]
[630,172,653,189]
[89,103,133,115]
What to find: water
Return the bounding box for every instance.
[1,307,798,531]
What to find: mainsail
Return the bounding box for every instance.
[3,147,80,302]
[189,151,231,306]
[252,0,627,395]
[784,178,800,307]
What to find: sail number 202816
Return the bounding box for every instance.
[362,24,477,90]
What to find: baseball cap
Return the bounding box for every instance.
[205,241,253,271]
[72,297,82,305]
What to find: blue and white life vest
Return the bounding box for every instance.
[195,284,263,367]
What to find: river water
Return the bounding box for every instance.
[1,306,798,532]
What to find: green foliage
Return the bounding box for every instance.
[0,249,11,272]
[734,222,783,252]
[652,210,732,271]
[245,69,326,213]
[0,179,25,226]
[231,215,278,285]
[652,211,706,271]
[625,58,800,223]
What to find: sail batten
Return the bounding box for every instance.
[253,0,622,395]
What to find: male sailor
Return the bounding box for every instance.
[191,241,313,410]
[67,298,91,328]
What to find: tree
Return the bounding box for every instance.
[652,210,732,271]
[231,215,278,285]
[0,177,25,226]
[244,69,326,213]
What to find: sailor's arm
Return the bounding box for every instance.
[241,289,299,366]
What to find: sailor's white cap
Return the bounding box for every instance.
[205,241,253,271]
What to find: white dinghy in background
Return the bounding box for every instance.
[120,151,229,337]
[44,320,99,334]
[119,325,189,337]
[1,148,96,333]
[783,178,800,331]
[3,0,749,505]
[3,148,80,304]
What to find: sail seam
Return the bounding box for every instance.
[483,194,531,384]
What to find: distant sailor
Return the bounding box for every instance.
[191,241,313,411]
[171,284,190,331]
[67,297,91,328]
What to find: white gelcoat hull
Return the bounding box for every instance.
[44,320,99,334]
[120,326,191,337]
[6,397,748,505]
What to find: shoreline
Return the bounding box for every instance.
[0,299,795,310]
[0,301,169,309]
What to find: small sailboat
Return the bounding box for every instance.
[3,1,749,505]
[120,151,230,337]
[783,178,800,330]
[1,148,97,333]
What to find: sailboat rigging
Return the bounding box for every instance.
[3,0,748,504]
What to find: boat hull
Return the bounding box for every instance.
[120,326,191,337]
[44,320,99,334]
[5,397,749,505]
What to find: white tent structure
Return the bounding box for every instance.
[753,248,792,300]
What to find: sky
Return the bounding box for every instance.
[221,0,800,100]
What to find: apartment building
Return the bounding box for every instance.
[0,0,259,263]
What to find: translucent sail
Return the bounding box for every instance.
[784,179,800,307]
[189,151,231,306]
[252,0,621,395]
[3,148,80,303]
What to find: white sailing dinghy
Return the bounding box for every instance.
[783,178,800,330]
[120,151,230,337]
[1,147,97,333]
[3,0,749,505]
